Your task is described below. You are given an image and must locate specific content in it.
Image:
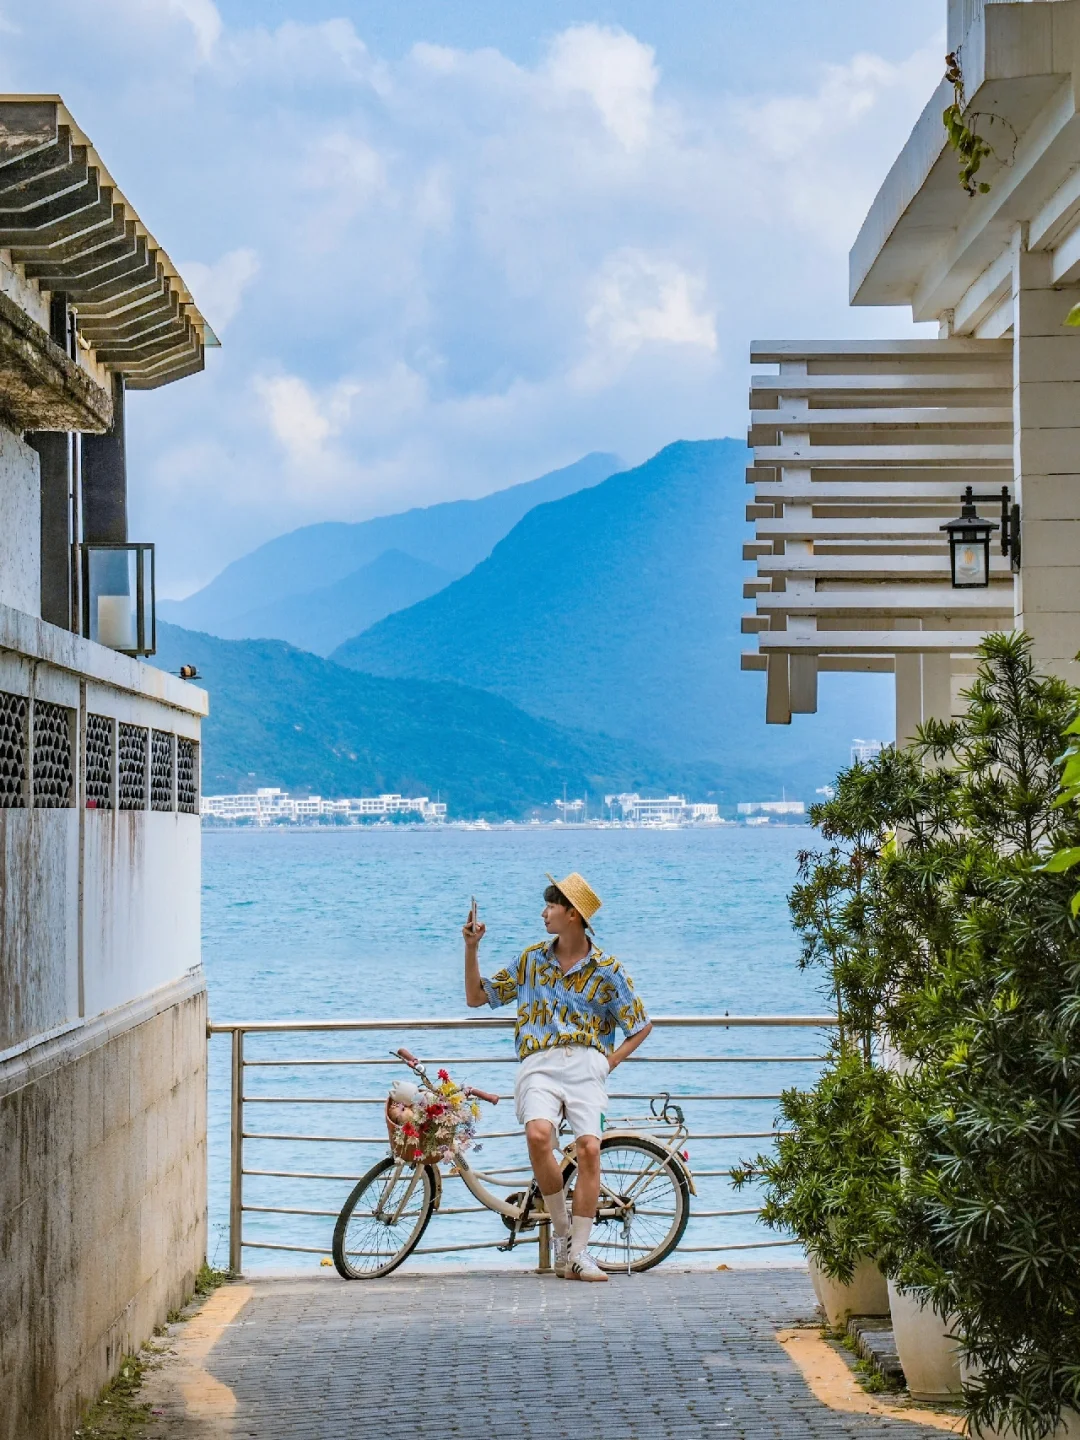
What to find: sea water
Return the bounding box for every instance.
[204,825,829,1269]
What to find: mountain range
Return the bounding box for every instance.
[198,549,456,657]
[156,439,893,815]
[155,622,778,818]
[332,440,891,776]
[160,452,620,652]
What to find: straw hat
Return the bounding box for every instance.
[546,871,603,929]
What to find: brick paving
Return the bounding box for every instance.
[147,1266,953,1439]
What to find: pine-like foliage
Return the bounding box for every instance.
[892,636,1080,1440]
[745,634,1080,1438]
[731,1048,905,1284]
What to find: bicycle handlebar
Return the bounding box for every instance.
[394,1048,498,1103]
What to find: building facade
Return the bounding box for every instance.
[0,98,214,1440]
[201,787,448,823]
[605,792,721,823]
[744,0,1080,738]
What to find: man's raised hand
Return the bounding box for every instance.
[463,915,486,945]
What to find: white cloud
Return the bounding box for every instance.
[99,0,221,58]
[577,250,716,387]
[253,365,428,495]
[167,0,221,58]
[223,18,383,89]
[255,375,333,466]
[545,24,659,152]
[732,42,943,248]
[0,8,941,591]
[180,248,260,335]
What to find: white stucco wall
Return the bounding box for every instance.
[0,604,207,1053]
[81,688,202,1018]
[0,426,40,617]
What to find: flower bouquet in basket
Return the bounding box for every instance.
[385,1068,481,1166]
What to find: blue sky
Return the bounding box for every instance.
[2,1,944,596]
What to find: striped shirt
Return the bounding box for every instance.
[482,941,650,1060]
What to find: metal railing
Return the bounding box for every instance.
[208,1015,836,1274]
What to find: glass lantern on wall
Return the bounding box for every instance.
[940,491,999,589]
[80,543,156,656]
[940,485,1020,589]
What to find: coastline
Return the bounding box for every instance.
[200,817,809,833]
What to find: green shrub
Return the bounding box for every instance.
[732,1049,904,1282]
[748,633,1080,1439]
[889,636,1080,1439]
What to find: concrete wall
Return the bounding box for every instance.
[0,980,207,1440]
[82,682,201,1021]
[0,596,210,1440]
[0,427,39,616]
[0,641,202,1053]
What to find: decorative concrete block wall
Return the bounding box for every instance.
[0,982,206,1440]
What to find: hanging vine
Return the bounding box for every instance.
[942,51,1015,196]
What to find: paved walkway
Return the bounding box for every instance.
[143,1268,958,1439]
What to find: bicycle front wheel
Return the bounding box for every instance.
[332,1157,438,1279]
[566,1135,690,1273]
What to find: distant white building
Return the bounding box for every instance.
[201,788,447,823]
[605,793,720,824]
[737,800,806,819]
[554,798,585,817]
[850,739,884,765]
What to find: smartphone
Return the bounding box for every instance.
[470,896,478,927]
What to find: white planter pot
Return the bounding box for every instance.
[808,1256,890,1327]
[960,1357,1080,1438]
[968,1416,1080,1440]
[888,1280,962,1400]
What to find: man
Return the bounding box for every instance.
[463,871,652,1282]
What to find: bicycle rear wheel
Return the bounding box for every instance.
[333,1157,438,1279]
[565,1135,690,1273]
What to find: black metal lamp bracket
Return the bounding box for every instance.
[961,485,1021,570]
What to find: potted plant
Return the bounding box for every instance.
[732,1050,899,1326]
[735,742,960,1330]
[883,637,1080,1437]
[743,635,1080,1431]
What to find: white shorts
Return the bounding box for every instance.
[514,1044,609,1140]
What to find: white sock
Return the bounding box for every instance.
[570,1214,592,1260]
[542,1190,570,1238]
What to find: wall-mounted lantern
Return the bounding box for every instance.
[80,542,156,656]
[940,485,1020,588]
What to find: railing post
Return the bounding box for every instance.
[229,1027,244,1275]
[537,1217,551,1274]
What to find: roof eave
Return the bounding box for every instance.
[848,0,1080,312]
[0,95,221,349]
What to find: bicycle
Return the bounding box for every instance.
[332,1046,695,1279]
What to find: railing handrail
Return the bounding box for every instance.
[208,1014,838,1034]
[210,1013,835,1273]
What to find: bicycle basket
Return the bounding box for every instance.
[384,1078,480,1166]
